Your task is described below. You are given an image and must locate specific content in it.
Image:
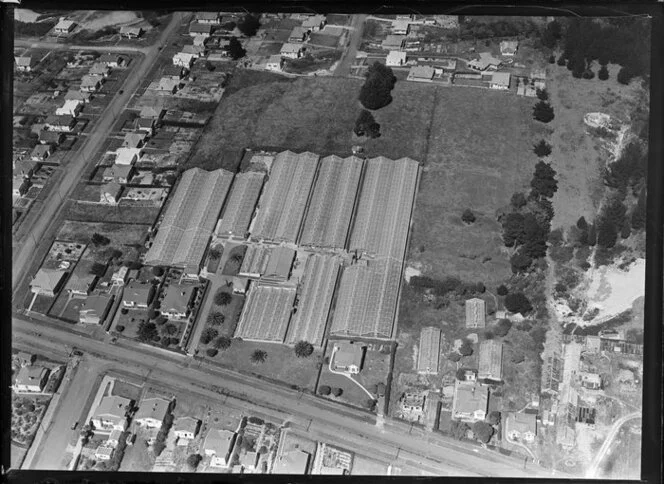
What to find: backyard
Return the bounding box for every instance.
[11,394,51,448]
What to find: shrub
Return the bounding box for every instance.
[209,246,222,260]
[473,421,495,443]
[484,329,494,339]
[447,352,461,362]
[557,56,566,66]
[294,340,314,358]
[535,88,549,101]
[461,209,476,224]
[533,101,554,123]
[206,348,219,357]
[458,339,473,356]
[148,308,159,320]
[225,36,246,60]
[121,307,128,315]
[493,319,512,337]
[237,14,261,36]
[510,252,532,274]
[548,55,556,64]
[333,387,343,397]
[504,293,532,314]
[164,323,178,335]
[364,399,376,411]
[531,161,558,199]
[116,325,125,332]
[451,420,469,440]
[91,233,111,246]
[354,109,381,138]
[214,290,233,306]
[617,66,633,85]
[207,312,225,326]
[510,192,527,209]
[359,62,397,110]
[318,385,332,396]
[155,315,167,325]
[200,328,219,345]
[187,453,202,469]
[598,65,609,80]
[137,322,158,342]
[90,262,107,277]
[213,336,231,350]
[533,139,552,157]
[487,411,501,425]
[152,266,164,277]
[251,349,267,364]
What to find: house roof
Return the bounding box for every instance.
[196,12,219,21]
[189,22,213,34]
[468,52,502,70]
[123,132,146,148]
[386,51,407,64]
[280,43,302,54]
[81,75,100,88]
[120,26,142,34]
[240,450,258,467]
[15,56,32,67]
[161,283,195,314]
[417,326,441,372]
[157,77,180,91]
[39,130,64,143]
[203,428,235,456]
[31,268,66,291]
[182,44,204,55]
[264,247,295,279]
[163,64,184,77]
[290,26,309,38]
[123,281,153,305]
[89,63,109,75]
[174,416,200,433]
[65,90,91,101]
[115,147,142,165]
[392,19,410,31]
[453,382,488,415]
[504,411,536,435]
[491,71,511,86]
[136,118,155,129]
[500,40,518,54]
[140,103,165,118]
[135,397,170,422]
[334,341,365,368]
[108,429,124,442]
[478,340,503,379]
[45,114,74,126]
[302,14,326,29]
[93,395,131,421]
[66,272,97,292]
[30,145,51,157]
[15,365,48,388]
[101,181,122,197]
[267,54,283,65]
[272,449,309,474]
[104,164,133,179]
[80,294,113,318]
[99,53,123,63]
[382,34,406,48]
[55,19,76,30]
[409,65,434,79]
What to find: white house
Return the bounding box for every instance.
[95,446,115,461]
[55,99,83,117]
[15,56,33,72]
[91,395,132,432]
[500,40,519,56]
[114,147,142,165]
[80,75,101,92]
[386,50,407,67]
[391,19,410,35]
[54,18,76,35]
[88,62,111,77]
[204,429,237,468]
[112,266,128,285]
[467,52,502,71]
[489,72,511,90]
[265,55,283,71]
[280,43,303,59]
[119,26,143,38]
[134,398,170,428]
[302,14,326,32]
[14,366,50,393]
[173,417,200,440]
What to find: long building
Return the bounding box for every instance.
[216,171,265,239]
[478,340,503,382]
[285,254,340,346]
[251,151,319,243]
[299,155,363,250]
[144,168,233,274]
[235,285,297,342]
[349,157,419,260]
[417,326,441,374]
[330,259,402,339]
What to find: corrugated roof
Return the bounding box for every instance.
[478,340,503,380]
[235,285,296,342]
[217,171,265,237]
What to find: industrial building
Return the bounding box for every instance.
[234,285,296,342]
[478,340,503,382]
[216,171,265,239]
[417,326,441,374]
[465,298,486,328]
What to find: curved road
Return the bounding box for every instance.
[585,412,641,478]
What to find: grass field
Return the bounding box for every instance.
[111,380,143,402]
[64,201,161,225]
[58,221,150,247]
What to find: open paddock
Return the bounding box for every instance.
[63,200,160,225]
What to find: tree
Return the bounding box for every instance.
[557,56,566,66]
[137,322,158,342]
[459,339,473,356]
[213,336,232,350]
[533,101,555,123]
[447,352,461,362]
[187,454,202,469]
[472,421,495,444]
[294,340,314,358]
[152,266,165,277]
[225,36,246,60]
[91,233,111,246]
[540,19,562,49]
[548,55,556,64]
[164,323,178,335]
[631,188,646,231]
[487,411,501,425]
[364,398,376,411]
[502,213,525,247]
[206,348,218,357]
[359,62,397,110]
[461,209,476,224]
[598,64,609,80]
[200,327,219,345]
[451,420,470,440]
[354,109,381,138]
[456,368,473,381]
[333,387,343,397]
[209,247,222,260]
[251,349,267,364]
[121,307,129,315]
[510,192,527,209]
[237,14,261,36]
[214,290,232,306]
[510,252,532,274]
[493,318,512,337]
[617,66,633,85]
[522,214,549,259]
[148,308,159,320]
[504,292,532,314]
[531,161,558,199]
[533,140,552,157]
[318,385,331,396]
[535,88,549,101]
[596,218,618,248]
[496,284,508,296]
[576,216,588,231]
[90,262,107,277]
[207,312,225,326]
[116,325,125,332]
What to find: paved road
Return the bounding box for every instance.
[13,316,557,477]
[11,12,186,291]
[334,14,367,77]
[585,411,641,478]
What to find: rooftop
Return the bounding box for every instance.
[14,365,48,388]
[203,428,235,456]
[161,283,195,315]
[135,397,170,422]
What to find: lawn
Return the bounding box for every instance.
[111,380,143,402]
[309,32,341,48]
[11,394,50,448]
[28,293,56,315]
[64,201,161,225]
[351,455,388,475]
[49,293,85,323]
[57,221,151,258]
[256,42,284,56]
[317,368,370,409]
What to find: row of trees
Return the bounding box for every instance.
[410,275,486,298]
[358,62,397,111]
[318,385,343,397]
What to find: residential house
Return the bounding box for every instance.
[120,26,143,38]
[173,417,201,440]
[80,75,102,92]
[386,50,407,67]
[579,372,602,390]
[140,104,165,120]
[99,53,125,67]
[122,281,155,308]
[465,298,486,329]
[155,77,180,94]
[64,90,91,103]
[123,132,147,149]
[265,55,283,72]
[135,117,156,135]
[272,449,310,474]
[102,164,134,184]
[193,35,208,47]
[112,266,129,285]
[55,99,83,117]
[407,65,435,82]
[381,34,406,51]
[38,130,65,145]
[467,52,502,71]
[332,341,366,374]
[203,429,237,468]
[79,294,114,325]
[195,12,220,24]
[163,64,186,80]
[66,272,98,296]
[161,283,196,319]
[54,18,76,34]
[503,411,537,443]
[289,26,310,43]
[16,352,35,367]
[14,159,38,179]
[451,381,489,422]
[14,366,50,393]
[402,392,425,416]
[489,72,511,90]
[15,56,33,72]
[182,44,205,57]
[106,429,124,448]
[584,335,601,353]
[262,246,295,283]
[135,397,171,428]
[302,14,326,31]
[417,326,441,374]
[172,51,196,68]
[30,268,67,297]
[391,19,411,35]
[189,22,213,38]
[91,395,132,432]
[115,147,142,165]
[280,43,304,59]
[100,181,123,205]
[232,277,249,295]
[478,340,503,382]
[500,40,519,56]
[240,451,259,471]
[45,115,76,132]
[95,446,115,461]
[13,176,30,197]
[30,145,51,162]
[88,62,111,77]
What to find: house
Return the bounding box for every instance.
[391,19,411,35]
[80,75,101,92]
[30,144,51,162]
[584,335,601,353]
[102,164,134,184]
[66,272,98,296]
[64,90,91,103]
[79,294,114,324]
[181,44,205,57]
[100,181,123,205]
[451,381,489,422]
[45,115,76,132]
[30,268,67,297]
[122,281,155,308]
[478,340,503,381]
[134,397,171,428]
[407,65,435,82]
[99,53,125,67]
[280,43,304,59]
[16,352,35,367]
[332,341,366,374]
[115,147,142,165]
[232,277,249,295]
[272,449,310,474]
[467,52,502,71]
[120,26,143,38]
[382,34,406,51]
[579,372,602,390]
[155,77,180,94]
[140,104,165,120]
[265,55,283,72]
[240,450,259,471]
[123,132,147,149]
[13,176,30,197]
[417,327,441,374]
[163,64,186,80]
[91,395,132,432]
[160,283,196,319]
[88,62,111,77]
[134,117,156,135]
[489,72,511,90]
[500,40,519,56]
[172,51,196,69]
[196,12,220,24]
[95,446,115,461]
[54,18,76,34]
[302,14,326,31]
[15,56,33,72]
[504,411,537,443]
[203,429,237,468]
[112,266,128,285]
[386,50,407,67]
[14,366,50,392]
[173,417,200,440]
[465,298,486,329]
[193,35,208,47]
[289,26,310,43]
[14,159,38,178]
[436,58,457,71]
[55,99,83,117]
[106,429,124,448]
[189,22,213,37]
[38,130,65,145]
[401,392,425,421]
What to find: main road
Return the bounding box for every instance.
[333,14,367,77]
[13,316,558,477]
[11,12,187,290]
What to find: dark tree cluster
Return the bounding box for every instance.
[603,141,647,194]
[596,197,628,248]
[354,109,381,138]
[461,209,476,224]
[237,14,261,36]
[504,292,532,315]
[531,161,559,199]
[540,19,563,49]
[410,276,485,298]
[533,140,552,157]
[459,18,541,41]
[359,62,397,110]
[294,340,314,358]
[224,37,246,60]
[533,101,555,123]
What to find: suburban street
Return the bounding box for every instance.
[334,14,367,77]
[13,315,559,477]
[11,12,186,291]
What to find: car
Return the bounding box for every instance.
[126,433,136,446]
[71,421,78,430]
